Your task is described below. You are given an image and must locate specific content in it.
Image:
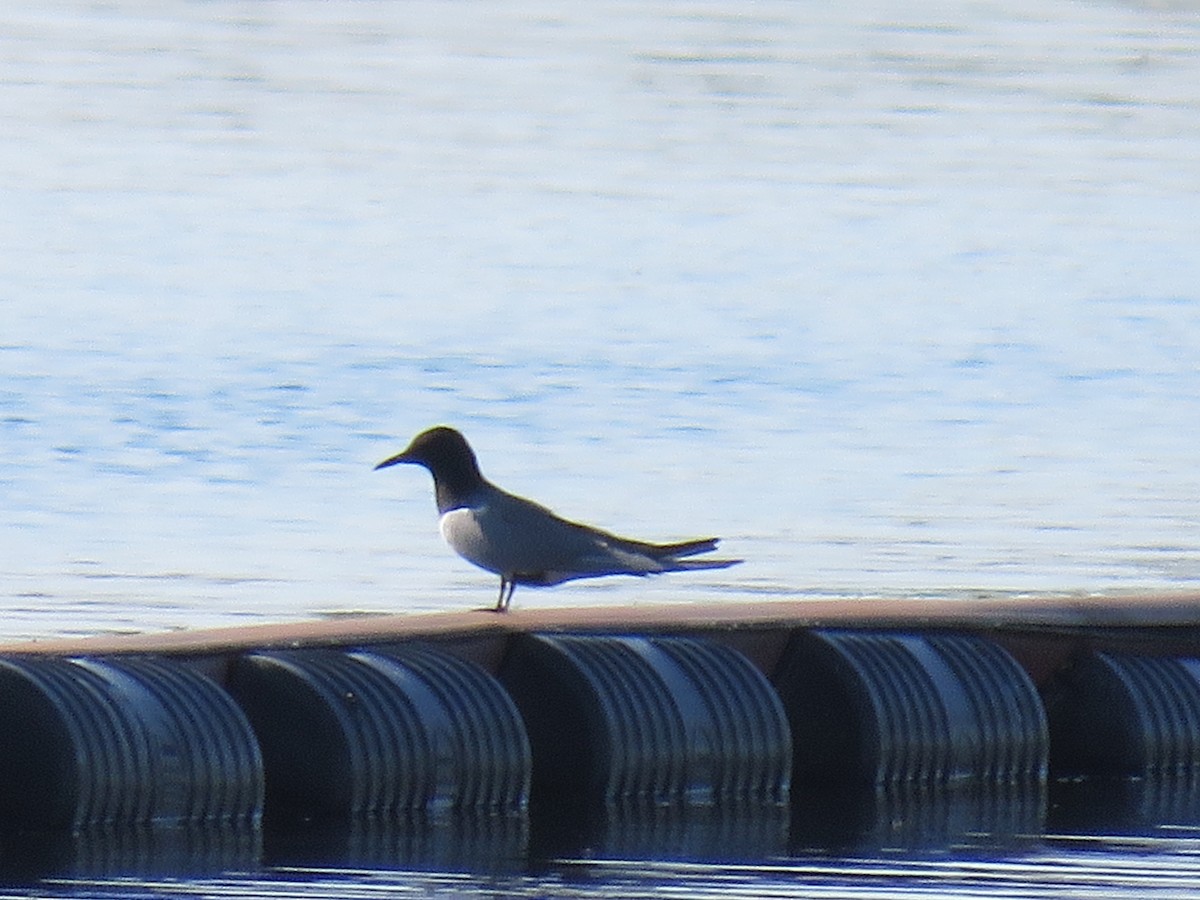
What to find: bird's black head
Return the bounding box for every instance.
[375,426,485,511]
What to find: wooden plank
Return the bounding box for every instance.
[2,591,1200,658]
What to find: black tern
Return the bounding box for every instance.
[375,426,741,611]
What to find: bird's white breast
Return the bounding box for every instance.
[438,506,502,576]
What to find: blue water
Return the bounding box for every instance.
[4,0,1200,894]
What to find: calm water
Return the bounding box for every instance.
[14,829,1200,899]
[4,0,1200,894]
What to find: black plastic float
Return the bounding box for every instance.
[1046,650,1200,779]
[772,630,1048,788]
[0,656,262,831]
[498,633,791,807]
[226,644,529,820]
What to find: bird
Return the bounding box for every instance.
[374,426,741,611]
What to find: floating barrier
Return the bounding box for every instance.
[1046,650,1200,779]
[0,656,262,831]
[499,634,791,807]
[772,630,1047,788]
[226,645,529,819]
[6,595,1200,867]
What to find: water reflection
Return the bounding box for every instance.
[0,790,1049,882]
[1050,775,1200,838]
[9,783,1200,898]
[0,815,532,884]
[11,780,1200,883]
[0,823,260,883]
[263,813,529,873]
[529,801,790,863]
[791,783,1047,856]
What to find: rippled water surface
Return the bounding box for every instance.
[5,0,1200,636]
[4,0,1200,895]
[15,833,1200,900]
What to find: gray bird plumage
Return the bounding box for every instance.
[375,426,741,611]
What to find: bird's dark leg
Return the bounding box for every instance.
[495,578,515,612]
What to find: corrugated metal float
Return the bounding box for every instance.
[226,644,529,820]
[0,656,262,830]
[499,634,791,807]
[1047,650,1200,779]
[773,630,1047,788]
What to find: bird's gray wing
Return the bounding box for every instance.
[473,491,663,583]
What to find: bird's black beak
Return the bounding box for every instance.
[374,450,412,471]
